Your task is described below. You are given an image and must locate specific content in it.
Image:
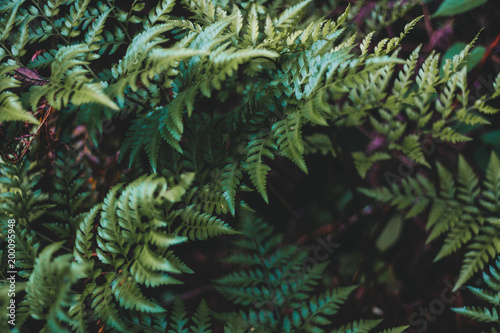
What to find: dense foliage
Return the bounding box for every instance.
[1,0,500,332]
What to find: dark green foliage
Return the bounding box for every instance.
[17,241,86,332]
[0,0,500,332]
[2,0,496,207]
[48,150,91,238]
[360,152,500,290]
[0,160,52,226]
[70,173,235,332]
[452,258,500,331]
[215,213,408,333]
[168,297,213,333]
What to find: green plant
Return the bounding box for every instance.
[215,213,408,333]
[452,257,500,332]
[1,0,500,332]
[360,151,500,290]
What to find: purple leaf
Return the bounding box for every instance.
[13,68,48,88]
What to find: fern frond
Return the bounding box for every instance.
[455,226,500,291]
[49,150,91,236]
[274,0,312,29]
[352,151,391,178]
[13,227,41,278]
[147,0,176,26]
[168,297,213,333]
[111,271,165,313]
[216,212,396,332]
[243,132,277,203]
[221,160,243,216]
[0,72,39,124]
[175,205,238,240]
[453,306,498,323]
[69,173,228,330]
[0,160,52,225]
[20,242,87,331]
[272,112,307,173]
[361,152,500,289]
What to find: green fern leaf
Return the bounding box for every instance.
[169,297,189,333]
[176,205,239,240]
[191,300,212,333]
[274,0,312,29]
[352,151,391,178]
[221,161,243,216]
[243,132,277,203]
[111,272,166,313]
[452,306,498,323]
[0,73,39,124]
[272,112,308,173]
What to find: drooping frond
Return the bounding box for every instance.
[69,173,235,331]
[0,160,51,225]
[17,242,87,331]
[361,152,500,290]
